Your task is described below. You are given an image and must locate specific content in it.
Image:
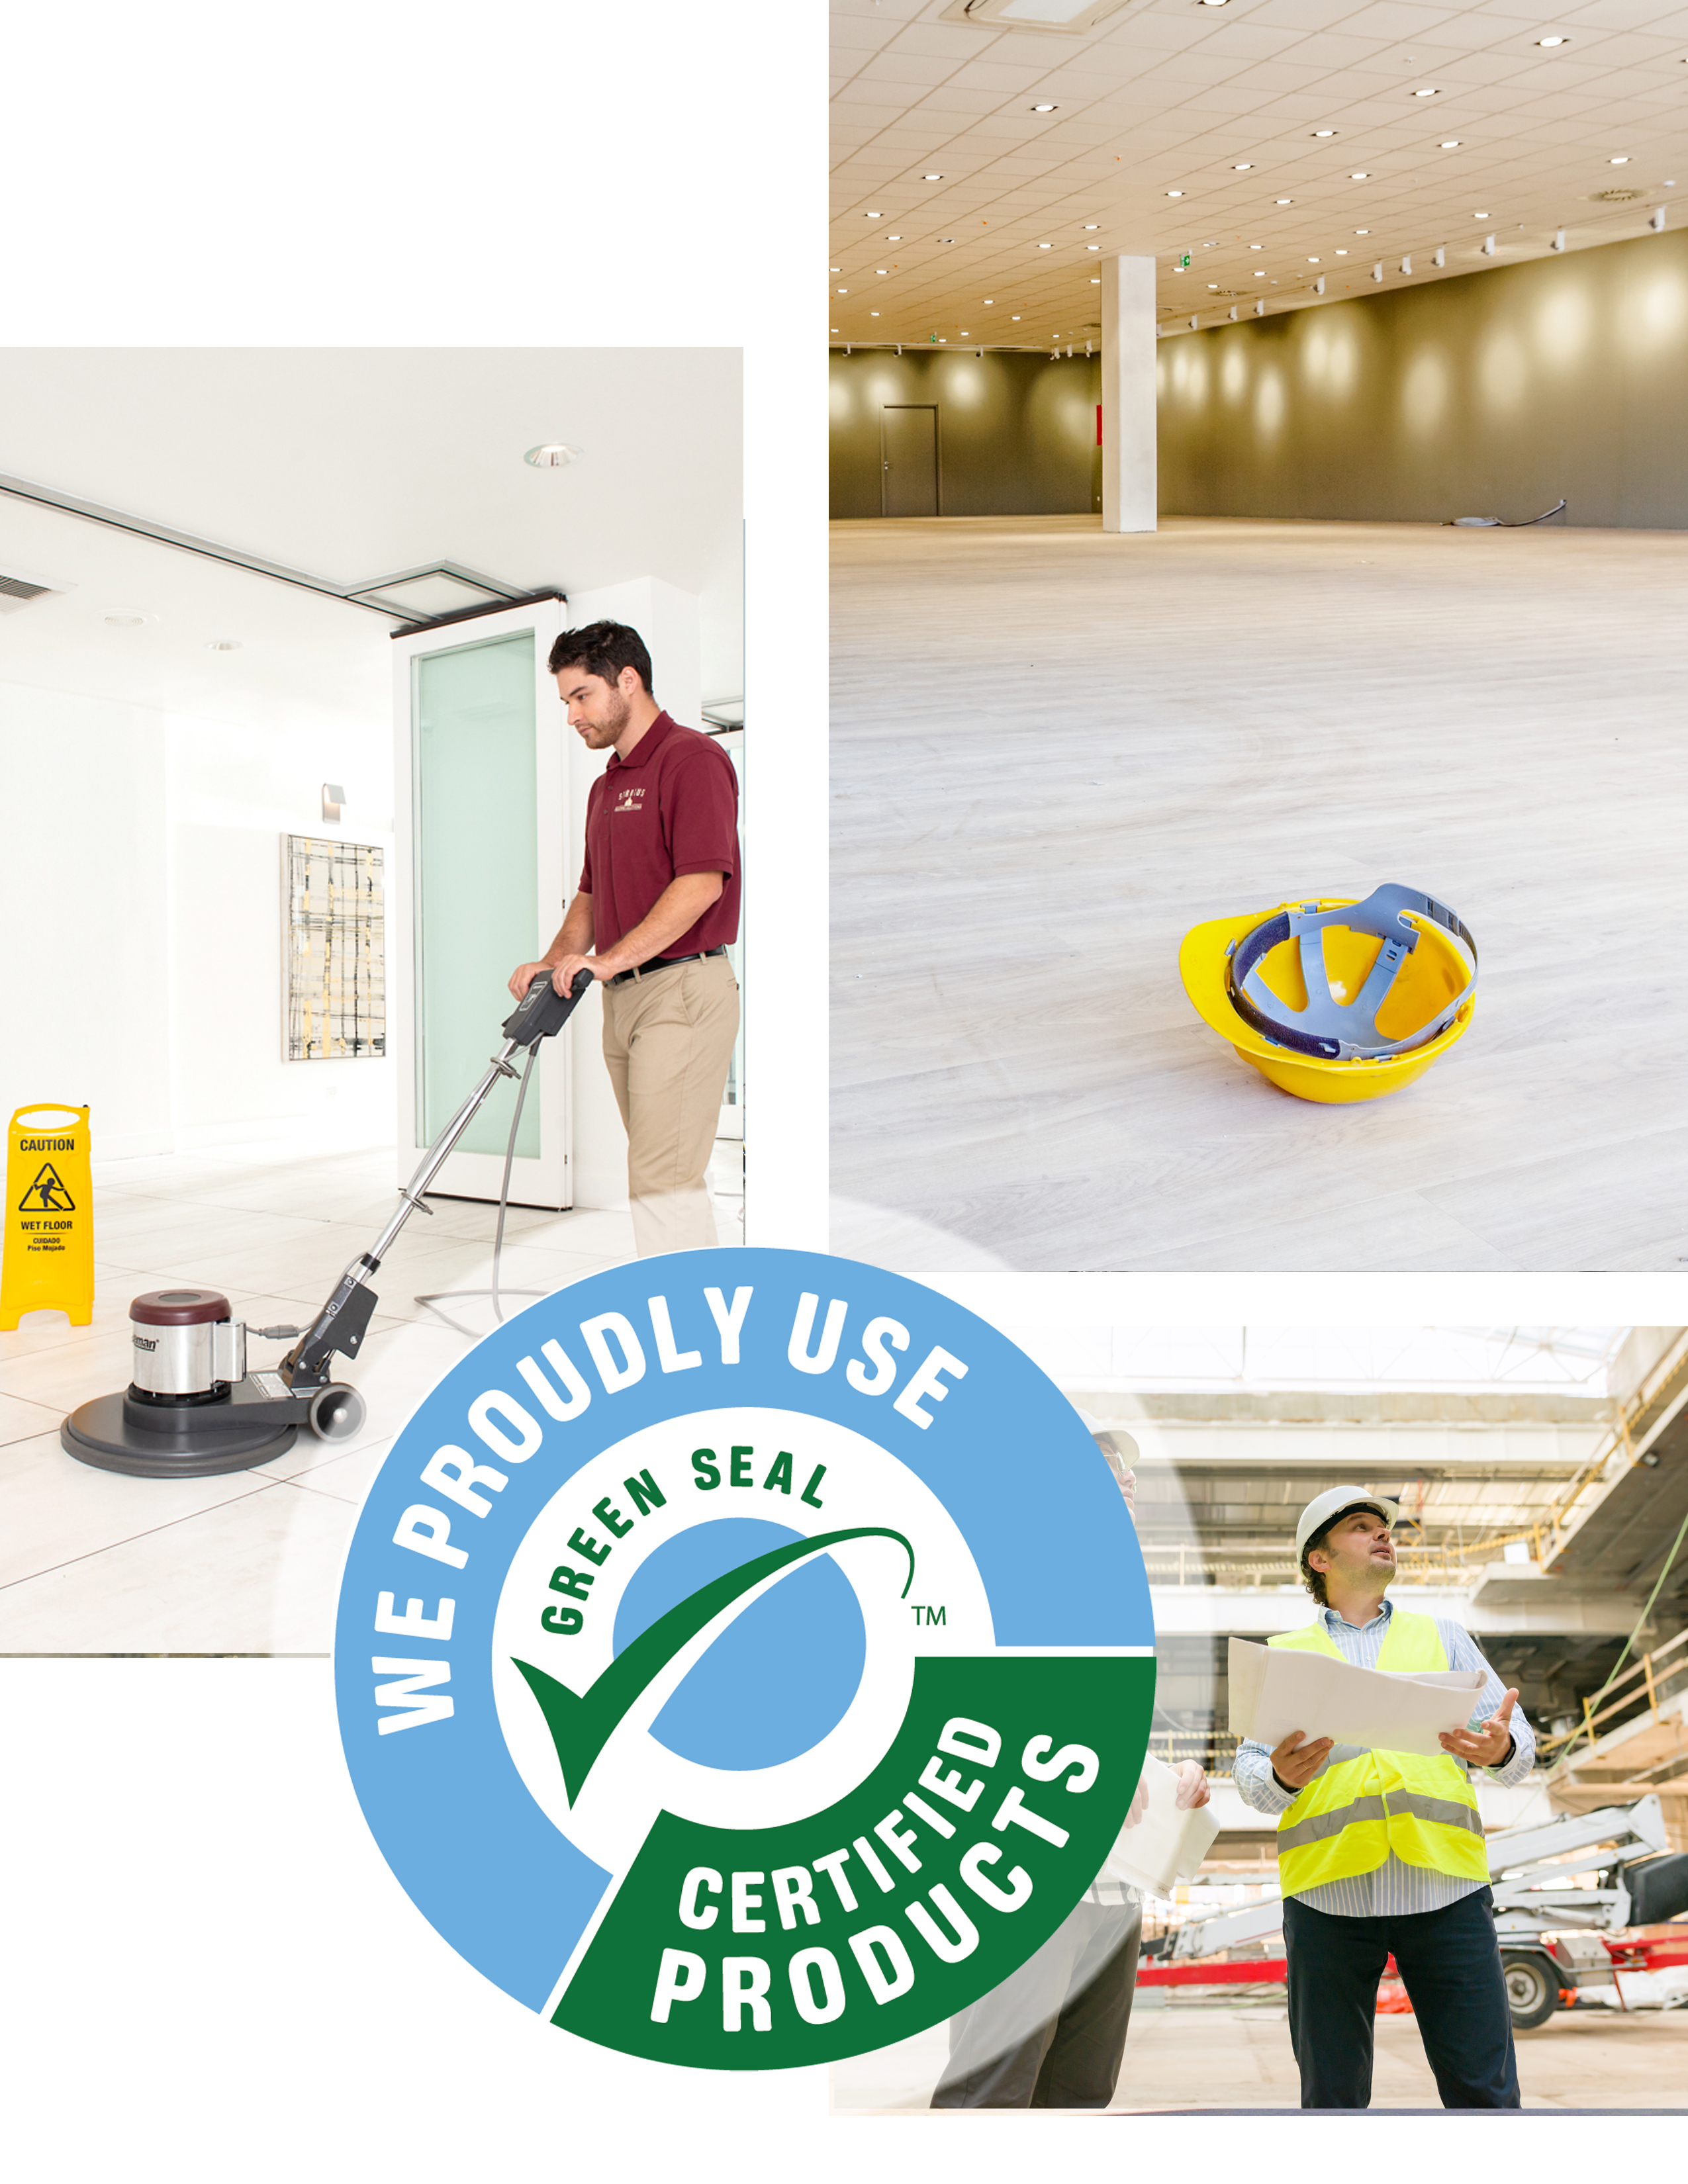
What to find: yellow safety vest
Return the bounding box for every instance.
[1268,1610,1489,1898]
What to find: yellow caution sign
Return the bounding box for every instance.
[1,1105,94,1330]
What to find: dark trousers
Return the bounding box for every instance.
[931,1901,1142,2109]
[1282,1885,1521,2110]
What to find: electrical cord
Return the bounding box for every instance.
[1446,499,1566,527]
[414,1042,550,1339]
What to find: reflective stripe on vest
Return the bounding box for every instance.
[1268,1610,1489,1895]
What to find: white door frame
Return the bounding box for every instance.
[391,596,571,1207]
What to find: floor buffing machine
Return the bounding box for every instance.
[60,969,592,1480]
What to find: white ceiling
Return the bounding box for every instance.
[830,0,1688,343]
[0,349,743,737]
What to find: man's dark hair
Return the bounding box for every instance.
[1299,1502,1382,1608]
[548,620,653,694]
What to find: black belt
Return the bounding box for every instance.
[608,945,727,987]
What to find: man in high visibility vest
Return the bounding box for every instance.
[1233,1486,1535,2109]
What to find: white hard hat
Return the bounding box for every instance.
[1074,1407,1139,1467]
[1295,1484,1400,1559]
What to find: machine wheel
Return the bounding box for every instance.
[1501,1951,1560,2030]
[308,1382,366,1443]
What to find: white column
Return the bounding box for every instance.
[1100,253,1158,533]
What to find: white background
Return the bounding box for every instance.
[0,0,1679,2173]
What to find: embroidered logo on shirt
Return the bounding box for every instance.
[613,784,646,815]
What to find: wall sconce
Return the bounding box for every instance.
[1400,254,1413,275]
[1651,206,1667,232]
[1254,298,1264,316]
[1550,230,1566,253]
[1481,233,1496,256]
[1372,261,1383,281]
[1229,304,1238,320]
[1313,275,1326,294]
[1433,246,1446,267]
[322,783,345,824]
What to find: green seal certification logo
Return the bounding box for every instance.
[334,1250,1154,2068]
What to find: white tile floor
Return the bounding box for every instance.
[0,1137,743,1655]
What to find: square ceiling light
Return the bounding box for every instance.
[940,0,1141,34]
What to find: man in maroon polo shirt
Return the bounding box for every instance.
[507,620,740,1257]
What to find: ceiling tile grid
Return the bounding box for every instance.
[831,0,1688,341]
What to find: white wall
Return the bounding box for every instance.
[1,674,394,1167]
[1,682,173,1161]
[166,707,393,1152]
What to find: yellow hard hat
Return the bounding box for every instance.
[1180,883,1476,1105]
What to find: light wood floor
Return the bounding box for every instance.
[831,515,1688,1271]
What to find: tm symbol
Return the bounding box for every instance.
[910,1603,947,1627]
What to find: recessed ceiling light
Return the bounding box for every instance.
[1276,197,1292,205]
[888,234,902,240]
[1473,211,1488,219]
[1611,156,1630,164]
[1440,140,1460,149]
[1167,189,1184,197]
[1038,242,1053,249]
[206,639,242,653]
[923,173,943,181]
[960,330,969,336]
[870,311,880,318]
[1031,103,1058,113]
[1254,269,1266,275]
[1308,255,1320,262]
[984,296,995,303]
[1087,243,1100,250]
[1084,222,1100,230]
[101,608,155,628]
[829,266,840,273]
[837,287,848,294]
[524,443,581,468]
[865,211,881,218]
[1355,228,1370,235]
[830,328,837,334]
[1234,162,1252,171]
[1207,282,1219,289]
[939,236,954,243]
[1090,277,1101,283]
[1536,34,1568,45]
[1350,171,1369,179]
[1336,248,1348,254]
[1313,128,1336,138]
[1413,86,1438,97]
[1199,0,1229,7]
[1011,315,1021,320]
[875,268,887,275]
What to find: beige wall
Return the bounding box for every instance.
[1159,228,1688,528]
[830,347,1102,518]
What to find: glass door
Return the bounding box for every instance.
[391,598,570,1206]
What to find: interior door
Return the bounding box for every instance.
[882,405,939,517]
[392,596,570,1207]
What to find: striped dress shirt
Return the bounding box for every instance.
[1232,1598,1535,1917]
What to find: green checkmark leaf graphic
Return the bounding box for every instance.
[514,1526,915,1804]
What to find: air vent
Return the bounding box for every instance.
[940,0,1141,34]
[1589,187,1644,203]
[0,561,73,614]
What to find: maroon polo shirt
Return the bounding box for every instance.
[578,712,741,956]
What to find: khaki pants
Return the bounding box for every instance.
[600,954,739,1257]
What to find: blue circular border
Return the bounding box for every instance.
[334,1248,1152,2015]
